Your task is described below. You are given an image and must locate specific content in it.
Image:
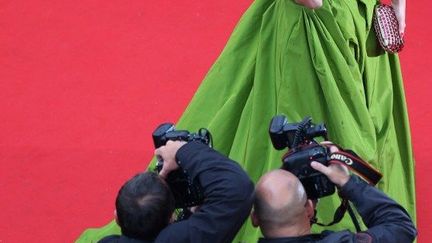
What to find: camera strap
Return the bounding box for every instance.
[312,198,362,232]
[312,198,349,226]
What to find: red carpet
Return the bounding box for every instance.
[0,1,430,242]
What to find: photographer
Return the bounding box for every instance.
[100,140,254,243]
[251,143,417,243]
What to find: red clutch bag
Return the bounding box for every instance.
[373,4,404,53]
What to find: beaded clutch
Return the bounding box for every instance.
[373,4,404,53]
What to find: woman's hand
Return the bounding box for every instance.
[295,0,322,9]
[392,0,406,37]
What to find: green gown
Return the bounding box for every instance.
[77,0,416,242]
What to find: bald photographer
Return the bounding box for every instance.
[251,142,417,242]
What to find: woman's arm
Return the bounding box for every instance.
[392,0,406,36]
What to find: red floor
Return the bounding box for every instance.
[0,1,430,242]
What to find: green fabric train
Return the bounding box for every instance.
[77,0,416,241]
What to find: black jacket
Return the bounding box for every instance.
[100,141,254,243]
[258,176,417,243]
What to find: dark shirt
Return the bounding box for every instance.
[100,235,149,243]
[100,141,254,243]
[258,176,417,243]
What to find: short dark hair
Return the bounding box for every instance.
[115,172,175,241]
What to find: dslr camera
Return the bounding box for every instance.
[152,123,212,208]
[269,115,334,199]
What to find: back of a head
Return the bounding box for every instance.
[116,172,175,241]
[254,169,308,234]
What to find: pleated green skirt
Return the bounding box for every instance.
[77,0,416,242]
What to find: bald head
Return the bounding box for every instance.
[253,169,310,236]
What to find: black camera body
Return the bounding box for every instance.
[152,123,212,149]
[269,115,335,199]
[152,123,212,208]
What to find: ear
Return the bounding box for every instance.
[305,199,315,220]
[114,210,119,225]
[250,210,259,228]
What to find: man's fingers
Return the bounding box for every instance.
[321,141,339,153]
[310,161,331,175]
[154,141,185,179]
[321,141,334,145]
[154,147,163,157]
[159,167,168,179]
[328,146,339,154]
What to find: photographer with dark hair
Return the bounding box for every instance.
[251,143,417,243]
[100,140,254,243]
